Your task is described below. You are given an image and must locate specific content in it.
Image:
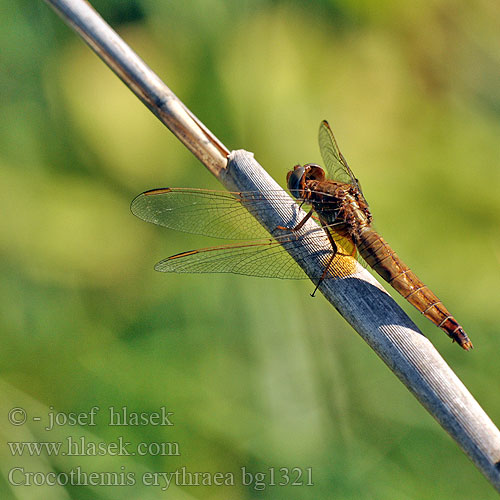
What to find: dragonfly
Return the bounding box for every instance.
[131,120,473,350]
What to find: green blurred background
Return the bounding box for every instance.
[1,0,499,498]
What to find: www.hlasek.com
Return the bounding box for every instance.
[8,435,179,457]
[8,466,314,491]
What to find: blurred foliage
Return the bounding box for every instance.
[1,0,499,498]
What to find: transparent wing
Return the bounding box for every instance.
[132,187,346,240]
[131,187,296,240]
[157,239,309,278]
[155,230,358,280]
[318,120,363,194]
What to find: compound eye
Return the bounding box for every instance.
[304,164,326,181]
[287,166,306,199]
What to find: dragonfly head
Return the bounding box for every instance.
[287,163,326,199]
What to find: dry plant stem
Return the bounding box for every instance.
[44,0,500,491]
[44,0,229,177]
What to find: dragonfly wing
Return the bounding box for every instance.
[131,188,297,240]
[156,239,308,278]
[318,120,363,192]
[312,214,358,259]
[331,231,358,260]
[155,229,358,280]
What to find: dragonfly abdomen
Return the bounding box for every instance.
[355,227,473,350]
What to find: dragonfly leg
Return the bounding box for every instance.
[311,219,338,297]
[277,207,314,232]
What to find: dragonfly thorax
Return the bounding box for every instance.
[287,163,372,233]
